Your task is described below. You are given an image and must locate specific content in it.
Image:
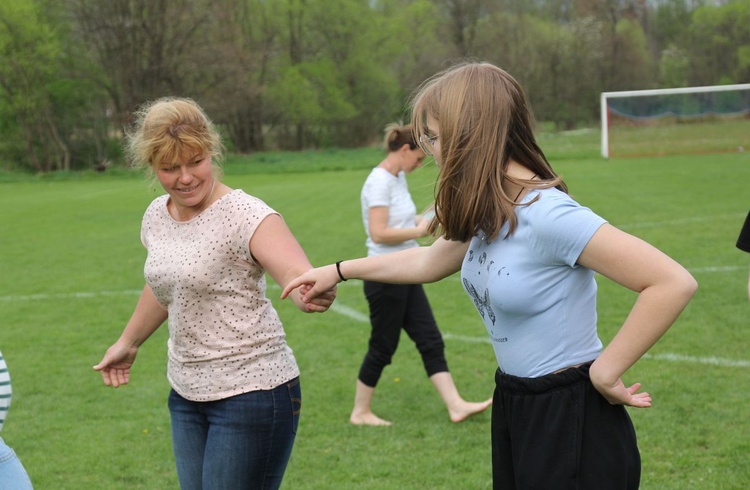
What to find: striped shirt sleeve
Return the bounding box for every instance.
[0,350,12,432]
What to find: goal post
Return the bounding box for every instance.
[600,83,750,158]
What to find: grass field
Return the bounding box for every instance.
[1,132,749,489]
[608,118,750,158]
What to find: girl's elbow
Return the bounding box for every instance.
[650,268,698,305]
[686,275,699,298]
[677,270,699,301]
[369,229,385,244]
[370,233,395,245]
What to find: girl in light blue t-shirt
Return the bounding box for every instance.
[284,62,698,489]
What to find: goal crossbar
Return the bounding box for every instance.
[600,83,750,158]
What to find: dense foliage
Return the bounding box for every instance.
[0,0,748,171]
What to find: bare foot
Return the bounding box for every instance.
[350,412,393,426]
[449,398,493,423]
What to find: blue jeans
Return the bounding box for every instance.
[168,378,301,490]
[0,437,33,489]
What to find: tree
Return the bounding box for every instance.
[267,0,406,149]
[0,0,69,172]
[659,45,690,87]
[2,0,747,170]
[68,0,221,128]
[435,0,490,57]
[549,17,607,128]
[687,0,750,85]
[612,17,654,90]
[200,0,287,152]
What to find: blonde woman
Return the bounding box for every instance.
[94,97,335,490]
[283,63,697,488]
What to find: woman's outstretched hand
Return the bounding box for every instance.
[281,264,340,304]
[93,340,138,388]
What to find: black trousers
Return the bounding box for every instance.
[359,281,448,387]
[492,363,641,490]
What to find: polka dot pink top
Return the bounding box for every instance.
[141,189,299,402]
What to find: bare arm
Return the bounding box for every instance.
[93,284,168,387]
[368,206,429,244]
[578,224,698,407]
[250,214,335,313]
[281,237,469,302]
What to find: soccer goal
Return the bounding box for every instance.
[600,84,750,158]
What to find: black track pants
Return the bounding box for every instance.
[492,363,641,490]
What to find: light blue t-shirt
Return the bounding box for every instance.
[361,168,418,257]
[461,187,607,377]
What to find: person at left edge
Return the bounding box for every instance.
[93,97,336,490]
[737,210,750,300]
[0,348,34,490]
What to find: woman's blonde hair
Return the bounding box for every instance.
[125,97,224,180]
[411,62,566,242]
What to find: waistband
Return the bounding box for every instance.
[494,361,594,395]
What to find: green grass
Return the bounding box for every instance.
[608,118,750,158]
[0,133,749,489]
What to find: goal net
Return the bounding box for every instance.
[600,84,750,158]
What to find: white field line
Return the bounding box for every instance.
[617,213,746,230]
[642,352,750,368]
[0,238,744,304]
[0,259,742,305]
[329,303,370,322]
[326,303,750,368]
[688,265,745,273]
[1,285,747,369]
[0,290,143,302]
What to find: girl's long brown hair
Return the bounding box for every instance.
[411,62,566,242]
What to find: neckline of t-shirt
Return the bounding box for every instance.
[162,188,241,224]
[373,166,403,178]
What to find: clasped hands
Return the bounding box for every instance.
[282,264,342,307]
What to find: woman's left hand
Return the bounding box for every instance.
[589,361,652,408]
